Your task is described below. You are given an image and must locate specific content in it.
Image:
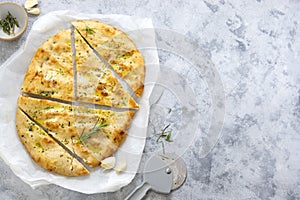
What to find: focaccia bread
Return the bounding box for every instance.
[72,20,145,97]
[16,20,145,176]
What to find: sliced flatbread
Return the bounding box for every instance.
[72,20,145,97]
[74,29,139,109]
[18,95,135,166]
[21,29,74,101]
[16,108,89,176]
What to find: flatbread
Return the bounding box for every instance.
[16,108,89,176]
[18,95,135,166]
[21,29,74,101]
[74,29,139,109]
[17,21,143,176]
[72,20,145,97]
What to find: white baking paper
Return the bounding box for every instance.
[0,10,159,194]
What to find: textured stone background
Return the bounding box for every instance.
[0,0,299,199]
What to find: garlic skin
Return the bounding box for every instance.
[115,160,127,174]
[27,8,40,15]
[24,0,38,10]
[100,157,116,170]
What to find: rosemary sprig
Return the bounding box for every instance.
[85,25,95,36]
[0,12,19,36]
[156,124,173,142]
[78,118,108,143]
[156,124,173,154]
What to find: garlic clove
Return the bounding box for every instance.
[115,160,127,174]
[27,8,40,15]
[24,0,38,10]
[101,157,116,169]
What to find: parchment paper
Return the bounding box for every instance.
[0,10,159,194]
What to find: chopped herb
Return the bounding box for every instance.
[85,25,95,36]
[78,118,108,143]
[0,12,19,36]
[35,142,42,148]
[56,68,66,75]
[62,139,69,145]
[39,91,55,96]
[35,142,44,152]
[44,106,54,110]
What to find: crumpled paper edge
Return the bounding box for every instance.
[0,10,159,194]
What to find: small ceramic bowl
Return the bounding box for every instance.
[0,2,28,41]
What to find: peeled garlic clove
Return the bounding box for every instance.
[27,8,40,15]
[101,157,116,169]
[24,0,38,10]
[115,160,127,174]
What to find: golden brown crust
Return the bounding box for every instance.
[16,108,89,176]
[123,63,145,97]
[134,84,144,97]
[74,30,139,109]
[21,29,74,101]
[72,20,145,97]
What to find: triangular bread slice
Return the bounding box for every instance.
[72,20,145,97]
[16,108,89,176]
[18,95,135,167]
[21,29,74,101]
[74,30,139,109]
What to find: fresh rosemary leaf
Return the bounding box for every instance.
[78,118,108,143]
[160,141,165,154]
[156,124,171,142]
[165,131,173,142]
[155,124,173,153]
[162,124,170,133]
